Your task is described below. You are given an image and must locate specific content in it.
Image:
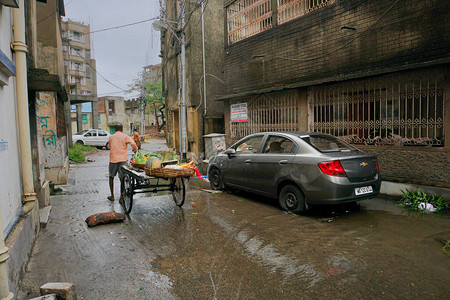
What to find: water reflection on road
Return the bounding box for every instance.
[18,141,450,299]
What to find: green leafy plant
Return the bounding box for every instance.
[73,143,96,152]
[399,189,449,212]
[69,143,96,163]
[443,241,450,258]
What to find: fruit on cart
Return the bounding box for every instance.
[179,161,194,168]
[145,156,162,170]
[132,151,151,164]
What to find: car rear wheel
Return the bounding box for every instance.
[279,184,306,214]
[209,168,223,190]
[76,140,84,145]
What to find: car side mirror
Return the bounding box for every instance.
[224,148,236,156]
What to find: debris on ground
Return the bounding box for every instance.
[319,217,338,223]
[201,189,222,194]
[40,282,76,300]
[85,212,126,227]
[398,189,449,213]
[418,202,437,212]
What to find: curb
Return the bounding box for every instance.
[380,181,450,200]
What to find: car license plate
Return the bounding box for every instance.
[355,186,373,195]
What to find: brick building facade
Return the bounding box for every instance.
[219,0,450,187]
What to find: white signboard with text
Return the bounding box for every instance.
[231,103,248,122]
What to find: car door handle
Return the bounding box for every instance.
[279,160,288,165]
[245,159,251,164]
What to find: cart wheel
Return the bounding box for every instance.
[121,174,134,214]
[171,177,185,207]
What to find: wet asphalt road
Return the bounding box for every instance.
[18,140,450,299]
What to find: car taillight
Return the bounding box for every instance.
[376,159,380,173]
[318,160,347,177]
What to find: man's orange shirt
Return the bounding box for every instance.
[109,131,137,163]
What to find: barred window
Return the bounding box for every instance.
[231,90,298,139]
[227,0,273,44]
[277,0,333,25]
[308,69,445,147]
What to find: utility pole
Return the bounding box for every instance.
[139,75,145,135]
[179,0,188,162]
[201,1,207,118]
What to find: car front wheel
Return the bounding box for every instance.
[105,142,110,150]
[209,168,223,190]
[76,140,84,145]
[279,184,306,214]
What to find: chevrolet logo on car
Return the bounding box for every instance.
[360,162,368,167]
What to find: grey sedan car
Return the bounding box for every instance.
[207,132,381,213]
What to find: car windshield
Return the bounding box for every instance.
[74,130,88,135]
[300,134,358,152]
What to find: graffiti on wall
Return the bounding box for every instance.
[0,139,8,153]
[38,94,57,149]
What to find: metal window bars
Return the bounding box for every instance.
[308,69,445,147]
[227,0,273,44]
[231,90,299,139]
[277,0,333,25]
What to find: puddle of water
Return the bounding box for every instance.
[209,214,324,289]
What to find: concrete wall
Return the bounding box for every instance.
[223,0,450,95]
[6,204,40,295]
[360,146,450,188]
[0,5,23,235]
[38,92,68,184]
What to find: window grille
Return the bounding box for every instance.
[308,69,445,146]
[277,0,333,25]
[227,0,273,44]
[231,91,298,139]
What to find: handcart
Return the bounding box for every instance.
[120,164,194,214]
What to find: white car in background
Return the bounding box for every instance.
[72,129,110,149]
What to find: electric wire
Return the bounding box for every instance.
[37,0,76,24]
[88,17,159,34]
[275,0,400,62]
[184,0,210,45]
[67,41,128,92]
[191,73,224,113]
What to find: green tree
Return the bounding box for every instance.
[128,79,165,130]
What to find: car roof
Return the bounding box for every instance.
[254,131,330,137]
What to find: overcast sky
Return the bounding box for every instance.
[63,0,162,101]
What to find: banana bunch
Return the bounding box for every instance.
[179,161,195,169]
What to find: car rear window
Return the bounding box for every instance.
[300,135,358,152]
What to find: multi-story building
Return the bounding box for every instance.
[218,0,450,188]
[61,19,98,134]
[161,0,225,163]
[62,19,92,95]
[142,64,162,82]
[97,96,157,135]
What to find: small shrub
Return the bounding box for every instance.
[399,189,449,212]
[69,143,96,163]
[69,147,85,163]
[73,143,96,152]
